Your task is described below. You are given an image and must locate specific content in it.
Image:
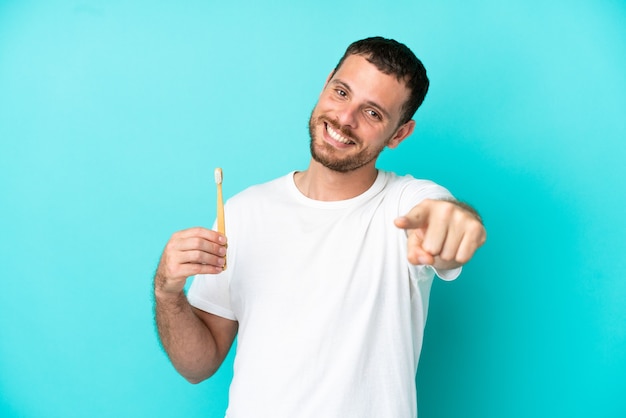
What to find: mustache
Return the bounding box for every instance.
[313,115,360,144]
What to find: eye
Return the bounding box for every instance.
[335,89,347,97]
[366,109,382,120]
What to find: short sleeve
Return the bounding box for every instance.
[397,178,454,216]
[187,273,237,321]
[431,265,462,281]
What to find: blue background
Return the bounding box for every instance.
[1,0,625,417]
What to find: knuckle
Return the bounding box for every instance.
[187,263,203,275]
[164,239,176,251]
[170,230,184,240]
[438,201,456,217]
[469,223,486,241]
[439,251,455,262]
[164,257,180,273]
[191,249,205,262]
[422,242,438,255]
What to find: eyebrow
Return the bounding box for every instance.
[331,79,392,121]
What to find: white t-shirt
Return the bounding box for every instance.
[188,170,460,418]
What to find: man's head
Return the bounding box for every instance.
[331,37,429,126]
[307,37,428,174]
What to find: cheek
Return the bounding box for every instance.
[361,124,393,144]
[314,98,336,115]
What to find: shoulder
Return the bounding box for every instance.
[381,170,452,197]
[226,172,293,206]
[379,170,455,211]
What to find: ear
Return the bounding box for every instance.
[387,119,416,149]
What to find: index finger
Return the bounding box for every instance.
[174,227,227,244]
[394,204,429,230]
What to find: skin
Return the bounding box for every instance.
[154,228,235,383]
[153,53,486,383]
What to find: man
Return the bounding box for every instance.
[154,37,486,417]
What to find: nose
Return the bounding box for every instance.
[335,103,359,129]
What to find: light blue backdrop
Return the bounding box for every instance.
[1,1,625,417]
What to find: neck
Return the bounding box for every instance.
[294,159,379,201]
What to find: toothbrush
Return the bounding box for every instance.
[215,167,226,270]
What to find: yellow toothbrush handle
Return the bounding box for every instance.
[215,168,226,270]
[217,183,225,235]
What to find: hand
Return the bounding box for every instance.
[394,199,486,269]
[154,227,228,295]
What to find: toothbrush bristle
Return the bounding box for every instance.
[214,168,223,184]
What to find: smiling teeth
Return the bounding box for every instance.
[326,124,354,144]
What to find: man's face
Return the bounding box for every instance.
[308,54,413,173]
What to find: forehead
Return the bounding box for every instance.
[329,54,410,118]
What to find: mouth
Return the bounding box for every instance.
[325,122,356,146]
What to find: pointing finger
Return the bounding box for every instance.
[394,204,430,231]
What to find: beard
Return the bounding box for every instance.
[308,110,387,173]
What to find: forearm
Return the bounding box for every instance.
[154,288,221,383]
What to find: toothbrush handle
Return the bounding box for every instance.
[216,184,227,270]
[217,184,225,235]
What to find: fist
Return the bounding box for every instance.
[394,199,486,268]
[154,227,228,294]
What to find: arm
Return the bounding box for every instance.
[154,227,238,383]
[394,199,486,270]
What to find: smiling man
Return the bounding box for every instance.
[154,37,486,418]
